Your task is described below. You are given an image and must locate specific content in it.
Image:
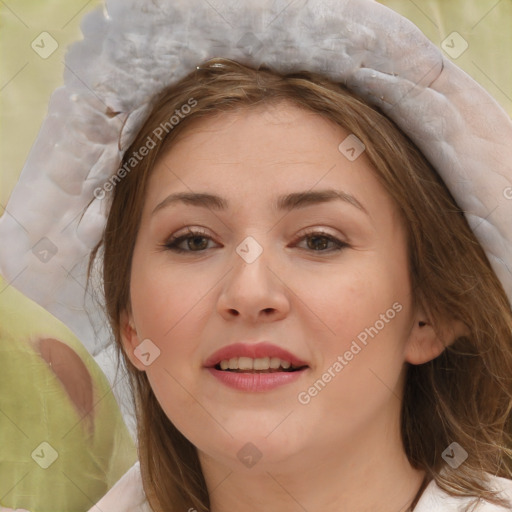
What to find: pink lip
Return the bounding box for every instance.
[204,342,309,392]
[204,342,309,368]
[206,368,307,392]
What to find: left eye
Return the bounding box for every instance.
[162,229,348,253]
[294,232,348,252]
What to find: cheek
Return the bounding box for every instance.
[130,252,210,342]
[301,264,413,421]
[144,361,213,448]
[129,258,212,434]
[127,257,208,410]
[294,265,412,432]
[297,258,412,354]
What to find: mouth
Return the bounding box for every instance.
[215,356,308,373]
[204,342,309,391]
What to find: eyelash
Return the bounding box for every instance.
[161,227,349,254]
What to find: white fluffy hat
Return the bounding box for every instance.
[0,0,511,352]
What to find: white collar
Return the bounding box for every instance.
[415,474,512,512]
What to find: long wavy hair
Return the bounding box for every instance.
[90,58,512,512]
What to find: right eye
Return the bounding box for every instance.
[162,228,219,254]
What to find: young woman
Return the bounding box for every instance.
[1,1,511,511]
[86,58,512,511]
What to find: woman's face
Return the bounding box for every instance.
[122,100,426,472]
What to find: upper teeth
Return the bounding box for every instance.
[219,357,293,371]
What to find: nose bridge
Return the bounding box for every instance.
[231,234,273,292]
[235,234,266,266]
[217,233,289,320]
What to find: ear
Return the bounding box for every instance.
[120,309,145,371]
[404,304,470,365]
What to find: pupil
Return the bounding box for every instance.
[189,236,207,250]
[308,236,328,250]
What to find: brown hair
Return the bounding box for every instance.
[90,58,512,512]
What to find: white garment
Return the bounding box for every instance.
[86,462,152,512]
[87,462,512,512]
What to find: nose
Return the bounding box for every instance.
[216,241,291,323]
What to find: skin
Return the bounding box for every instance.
[121,100,467,512]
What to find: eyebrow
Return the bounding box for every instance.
[151,189,369,216]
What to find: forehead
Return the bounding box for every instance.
[165,99,341,157]
[141,100,399,224]
[150,101,359,181]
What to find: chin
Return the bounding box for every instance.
[194,422,308,471]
